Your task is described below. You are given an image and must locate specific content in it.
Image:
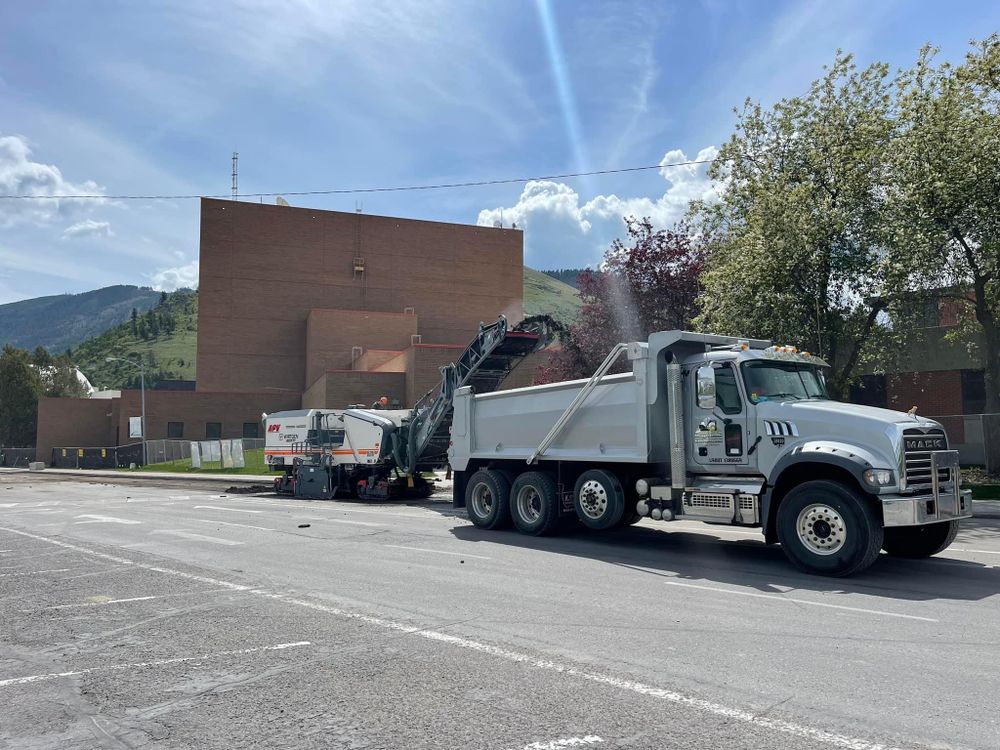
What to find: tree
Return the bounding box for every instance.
[537,218,707,382]
[887,37,1000,411]
[694,53,896,398]
[32,346,52,367]
[0,346,43,447]
[130,307,139,337]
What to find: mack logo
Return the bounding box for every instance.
[905,437,945,451]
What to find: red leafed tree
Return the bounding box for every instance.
[536,218,708,383]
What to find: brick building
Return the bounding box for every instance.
[35,199,525,463]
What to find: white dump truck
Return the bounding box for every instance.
[450,330,973,576]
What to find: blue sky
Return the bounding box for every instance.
[1,0,997,304]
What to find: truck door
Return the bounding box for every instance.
[690,362,754,469]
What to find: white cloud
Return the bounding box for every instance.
[62,218,113,239]
[150,260,199,291]
[477,146,720,268]
[0,133,107,227]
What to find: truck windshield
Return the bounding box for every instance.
[741,361,828,403]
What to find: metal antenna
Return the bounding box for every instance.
[231,151,238,200]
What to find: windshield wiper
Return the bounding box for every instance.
[765,392,804,400]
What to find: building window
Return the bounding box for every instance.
[206,422,222,439]
[243,422,260,439]
[167,422,184,439]
[961,370,986,414]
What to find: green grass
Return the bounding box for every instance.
[523,267,581,325]
[118,448,270,475]
[965,484,1000,500]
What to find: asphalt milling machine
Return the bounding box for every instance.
[263,316,546,501]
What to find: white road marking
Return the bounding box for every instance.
[0,503,19,508]
[0,528,252,591]
[169,496,192,500]
[26,587,241,611]
[0,568,71,577]
[2,526,906,750]
[193,505,264,514]
[317,518,385,527]
[950,547,1000,555]
[385,544,490,560]
[661,580,937,622]
[518,738,603,750]
[194,519,276,532]
[150,530,244,546]
[75,515,141,525]
[0,641,311,687]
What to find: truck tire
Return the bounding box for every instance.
[776,480,883,577]
[510,471,561,536]
[573,469,625,530]
[465,469,511,530]
[882,520,959,558]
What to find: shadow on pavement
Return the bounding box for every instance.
[448,516,1000,604]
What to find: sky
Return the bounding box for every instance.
[1,0,997,305]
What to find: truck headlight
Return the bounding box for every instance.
[863,469,894,487]
[635,478,650,497]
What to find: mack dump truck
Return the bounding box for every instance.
[451,330,973,576]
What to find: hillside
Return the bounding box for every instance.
[0,285,162,352]
[27,268,576,389]
[523,267,581,324]
[70,290,198,389]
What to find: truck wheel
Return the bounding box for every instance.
[573,469,625,530]
[776,480,883,577]
[510,471,561,536]
[465,470,511,529]
[882,520,959,558]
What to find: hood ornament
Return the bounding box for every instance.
[906,405,918,417]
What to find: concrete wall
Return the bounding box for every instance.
[197,198,524,393]
[36,398,116,463]
[305,309,417,388]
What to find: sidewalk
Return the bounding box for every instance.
[0,467,273,484]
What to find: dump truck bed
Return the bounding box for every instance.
[449,371,656,470]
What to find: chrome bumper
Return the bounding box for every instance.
[882,488,973,527]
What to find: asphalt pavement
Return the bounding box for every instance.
[1,474,998,749]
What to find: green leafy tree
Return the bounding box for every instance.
[694,53,897,398]
[0,346,43,446]
[130,307,139,337]
[887,37,1000,411]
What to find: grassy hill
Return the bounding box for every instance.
[71,290,198,389]
[523,267,581,324]
[0,285,162,352]
[38,268,577,389]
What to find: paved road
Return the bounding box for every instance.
[1,474,998,749]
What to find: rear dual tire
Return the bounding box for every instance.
[464,469,512,529]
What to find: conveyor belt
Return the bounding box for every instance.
[392,316,542,473]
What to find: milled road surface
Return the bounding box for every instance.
[1,474,998,749]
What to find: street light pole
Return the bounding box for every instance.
[107,356,147,466]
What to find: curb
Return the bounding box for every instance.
[2,468,273,485]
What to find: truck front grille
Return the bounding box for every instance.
[903,427,950,491]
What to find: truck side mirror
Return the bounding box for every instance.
[696,365,716,410]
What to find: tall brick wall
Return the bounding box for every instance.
[305,309,417,388]
[405,344,465,406]
[887,370,964,415]
[197,198,523,393]
[305,371,407,409]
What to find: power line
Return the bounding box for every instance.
[0,159,717,201]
